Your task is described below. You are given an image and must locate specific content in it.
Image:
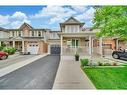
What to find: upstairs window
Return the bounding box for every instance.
[53,33,56,38]
[19,31,21,37]
[65,25,80,33]
[32,31,34,37]
[38,31,41,37]
[12,31,15,36]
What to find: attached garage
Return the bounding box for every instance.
[50,44,61,54]
[27,43,39,54]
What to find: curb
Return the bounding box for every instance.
[52,58,62,89]
[81,67,96,89]
[0,54,48,77]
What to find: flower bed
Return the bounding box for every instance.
[80,57,122,68]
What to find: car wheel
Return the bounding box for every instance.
[112,54,119,59]
[1,55,8,60]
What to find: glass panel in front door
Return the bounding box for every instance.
[71,39,79,47]
[72,39,75,47]
[76,40,79,47]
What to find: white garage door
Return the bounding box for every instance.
[27,44,39,54]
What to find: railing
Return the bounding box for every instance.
[62,46,113,56]
[62,46,89,55]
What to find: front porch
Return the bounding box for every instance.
[60,35,102,56]
[60,34,119,56]
[0,40,25,53]
[0,39,48,54]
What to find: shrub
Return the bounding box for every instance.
[80,58,89,67]
[1,42,6,47]
[0,46,4,51]
[103,63,111,66]
[112,62,118,66]
[98,61,103,66]
[3,47,16,55]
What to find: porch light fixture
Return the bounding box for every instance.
[85,39,89,42]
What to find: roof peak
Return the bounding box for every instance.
[19,22,33,30]
[64,16,81,23]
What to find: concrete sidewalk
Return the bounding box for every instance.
[53,56,95,89]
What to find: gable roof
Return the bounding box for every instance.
[60,16,85,27]
[64,16,81,23]
[19,22,33,30]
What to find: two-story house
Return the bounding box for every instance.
[0,23,49,54]
[0,17,126,56]
[58,17,125,56]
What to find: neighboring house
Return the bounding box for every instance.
[0,27,10,47]
[0,27,9,38]
[0,23,49,54]
[0,17,126,55]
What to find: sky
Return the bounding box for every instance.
[0,6,95,30]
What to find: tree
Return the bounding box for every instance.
[93,6,127,40]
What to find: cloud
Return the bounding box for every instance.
[11,11,28,20]
[84,20,94,28]
[70,6,87,13]
[0,15,9,26]
[49,16,64,24]
[0,11,30,29]
[31,6,77,24]
[31,6,76,18]
[75,7,95,21]
[31,6,95,25]
[10,19,30,29]
[0,6,95,29]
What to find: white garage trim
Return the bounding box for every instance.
[27,43,39,54]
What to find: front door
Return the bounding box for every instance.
[72,39,79,47]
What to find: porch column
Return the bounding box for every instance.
[89,36,92,55]
[13,41,15,48]
[0,41,1,46]
[99,37,103,57]
[37,31,39,37]
[48,44,50,54]
[60,35,63,55]
[75,39,76,54]
[91,38,94,53]
[22,40,25,52]
[116,39,119,50]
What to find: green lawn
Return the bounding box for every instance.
[84,65,127,89]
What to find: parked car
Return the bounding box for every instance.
[0,51,8,60]
[112,50,127,59]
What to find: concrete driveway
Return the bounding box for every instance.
[0,54,60,89]
[0,55,36,69]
